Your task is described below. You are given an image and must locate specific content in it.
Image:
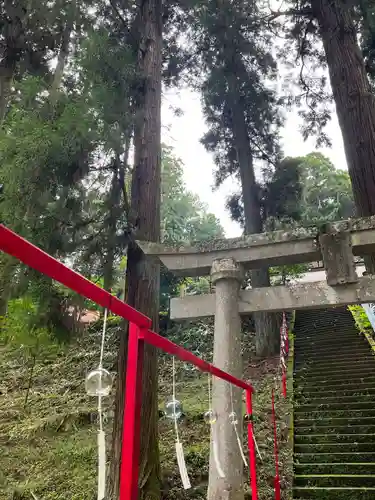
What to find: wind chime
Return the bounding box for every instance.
[85,308,113,500]
[204,374,262,476]
[229,385,249,467]
[279,312,289,398]
[204,373,225,477]
[165,357,191,489]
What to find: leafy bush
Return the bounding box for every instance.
[348,305,372,333]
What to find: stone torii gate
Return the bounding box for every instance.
[138,216,375,500]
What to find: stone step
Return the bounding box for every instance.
[294,452,375,464]
[295,370,375,385]
[297,385,375,398]
[295,424,375,436]
[296,400,375,412]
[294,475,375,488]
[295,356,374,371]
[295,393,375,405]
[296,361,375,376]
[295,338,363,351]
[297,377,375,391]
[296,360,375,377]
[295,343,370,357]
[293,486,375,499]
[295,357,373,371]
[295,407,375,420]
[294,416,375,429]
[295,433,375,445]
[294,463,375,476]
[296,339,370,351]
[295,442,375,454]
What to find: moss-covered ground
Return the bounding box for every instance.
[0,322,292,500]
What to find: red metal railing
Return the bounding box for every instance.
[272,389,281,500]
[0,224,258,500]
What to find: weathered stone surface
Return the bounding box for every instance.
[211,258,244,284]
[170,276,375,319]
[137,216,375,277]
[319,230,358,285]
[208,258,244,500]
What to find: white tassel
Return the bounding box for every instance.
[253,433,263,461]
[176,442,191,489]
[233,423,248,467]
[212,425,225,478]
[97,429,106,500]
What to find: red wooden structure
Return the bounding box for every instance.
[0,224,258,500]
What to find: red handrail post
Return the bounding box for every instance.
[119,322,145,500]
[246,389,258,500]
[272,389,281,500]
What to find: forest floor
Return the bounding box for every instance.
[0,320,292,500]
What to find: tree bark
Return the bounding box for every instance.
[312,0,375,217]
[107,1,162,499]
[0,256,16,321]
[312,0,375,272]
[230,97,280,356]
[50,1,75,105]
[103,168,121,293]
[0,2,29,124]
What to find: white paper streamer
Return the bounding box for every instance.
[172,357,191,489]
[207,374,225,478]
[253,433,263,461]
[233,423,248,467]
[176,442,191,489]
[98,430,106,500]
[230,386,248,468]
[212,427,225,478]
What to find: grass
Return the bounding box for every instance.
[0,323,292,500]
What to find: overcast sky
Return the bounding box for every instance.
[161,86,347,238]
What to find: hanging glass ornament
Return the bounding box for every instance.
[165,398,183,420]
[85,367,113,397]
[204,409,217,425]
[229,411,238,425]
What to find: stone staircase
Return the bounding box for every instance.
[293,307,375,499]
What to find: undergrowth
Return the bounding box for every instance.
[348,305,374,340]
[0,321,292,500]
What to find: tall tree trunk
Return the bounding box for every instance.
[107,1,162,499]
[231,97,280,356]
[313,0,375,217]
[0,2,28,124]
[0,65,14,125]
[0,256,16,320]
[312,0,375,272]
[50,1,75,105]
[103,168,121,293]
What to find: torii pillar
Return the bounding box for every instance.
[208,257,244,500]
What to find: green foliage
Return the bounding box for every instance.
[348,305,372,333]
[0,321,291,500]
[1,297,48,349]
[0,76,98,249]
[161,145,224,245]
[269,264,308,285]
[160,146,224,312]
[297,152,355,225]
[77,27,137,153]
[360,0,375,83]
[190,0,282,182]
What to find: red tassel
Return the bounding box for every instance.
[282,371,287,398]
